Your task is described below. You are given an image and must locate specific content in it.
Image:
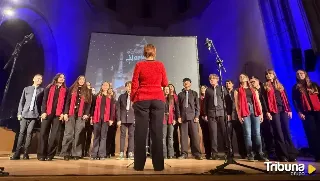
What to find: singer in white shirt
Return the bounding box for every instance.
[11,74,44,160]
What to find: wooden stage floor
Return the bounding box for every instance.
[0,154,320,180]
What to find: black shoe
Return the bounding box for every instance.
[164,156,167,159]
[74,156,80,160]
[195,155,203,160]
[167,156,173,159]
[64,156,70,161]
[111,153,115,157]
[205,155,211,160]
[134,167,144,171]
[258,154,269,162]
[154,168,164,171]
[90,157,98,160]
[178,155,187,159]
[10,156,20,160]
[23,154,29,160]
[211,154,220,160]
[247,156,255,162]
[46,158,53,161]
[38,158,46,161]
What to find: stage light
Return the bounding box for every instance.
[3,8,15,16]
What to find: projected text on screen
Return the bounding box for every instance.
[85,33,200,98]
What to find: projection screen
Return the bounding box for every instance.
[85,33,200,99]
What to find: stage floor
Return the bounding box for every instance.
[0,154,320,180]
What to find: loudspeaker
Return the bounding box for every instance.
[291,48,303,71]
[301,0,320,54]
[304,49,317,72]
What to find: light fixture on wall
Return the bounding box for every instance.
[3,7,15,16]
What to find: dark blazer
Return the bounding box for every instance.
[116,92,134,123]
[177,89,200,121]
[18,86,44,119]
[225,89,238,120]
[203,85,227,118]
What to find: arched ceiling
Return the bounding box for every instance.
[87,0,213,28]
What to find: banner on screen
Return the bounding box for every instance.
[85,33,199,98]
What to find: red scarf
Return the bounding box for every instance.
[93,95,111,123]
[46,85,66,116]
[68,92,85,117]
[266,83,290,113]
[301,92,320,111]
[238,87,262,117]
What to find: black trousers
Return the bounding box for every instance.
[270,112,297,160]
[56,123,65,155]
[106,123,116,155]
[303,111,320,160]
[180,120,201,157]
[60,116,86,157]
[199,117,211,158]
[82,121,93,157]
[208,116,227,155]
[261,118,275,157]
[228,119,247,158]
[173,123,180,157]
[146,126,150,148]
[120,123,135,153]
[13,118,36,156]
[91,120,109,158]
[37,116,62,159]
[133,100,164,171]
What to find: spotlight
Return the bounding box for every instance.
[3,8,15,16]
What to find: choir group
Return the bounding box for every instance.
[8,68,320,163]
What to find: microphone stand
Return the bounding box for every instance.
[0,34,33,120]
[204,38,267,175]
[0,34,32,177]
[0,33,33,176]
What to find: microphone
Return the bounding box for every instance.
[204,38,212,50]
[23,33,34,44]
[26,33,34,40]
